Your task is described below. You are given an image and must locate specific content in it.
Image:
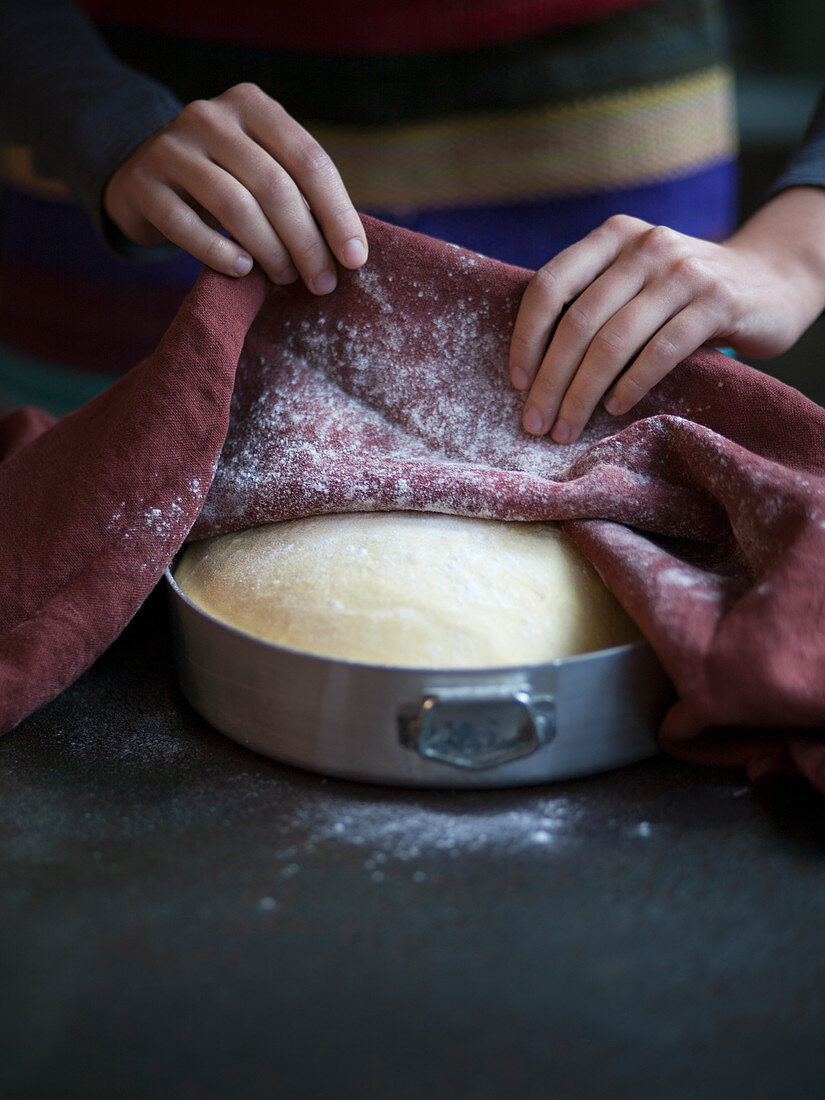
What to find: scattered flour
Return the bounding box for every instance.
[279,793,581,867]
[243,785,665,896]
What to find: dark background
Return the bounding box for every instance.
[729,0,825,404]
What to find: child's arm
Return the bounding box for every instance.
[0,0,367,291]
[510,93,825,443]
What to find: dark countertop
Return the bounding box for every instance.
[2,588,825,1100]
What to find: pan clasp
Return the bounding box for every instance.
[397,686,556,770]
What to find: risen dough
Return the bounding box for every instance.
[175,512,639,668]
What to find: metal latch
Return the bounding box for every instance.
[397,685,556,770]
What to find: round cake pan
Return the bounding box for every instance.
[165,568,674,788]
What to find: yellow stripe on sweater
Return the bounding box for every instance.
[2,66,736,212]
[309,65,737,210]
[0,147,71,200]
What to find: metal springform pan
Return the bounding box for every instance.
[166,568,674,788]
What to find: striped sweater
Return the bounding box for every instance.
[0,0,745,410]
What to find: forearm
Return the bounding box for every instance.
[728,185,825,337]
[0,0,181,242]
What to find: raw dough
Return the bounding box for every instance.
[175,512,640,668]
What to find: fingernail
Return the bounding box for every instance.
[233,254,253,276]
[552,419,571,444]
[275,264,299,284]
[604,396,621,415]
[511,368,530,391]
[341,237,368,267]
[310,271,337,295]
[523,407,544,435]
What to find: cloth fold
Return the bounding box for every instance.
[3,215,825,792]
[0,267,264,730]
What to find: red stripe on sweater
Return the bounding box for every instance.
[78,0,656,55]
[0,260,187,374]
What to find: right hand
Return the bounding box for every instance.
[509,186,825,443]
[103,82,368,293]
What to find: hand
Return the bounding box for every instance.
[103,83,368,293]
[510,189,825,442]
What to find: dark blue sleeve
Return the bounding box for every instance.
[768,88,825,196]
[0,0,182,250]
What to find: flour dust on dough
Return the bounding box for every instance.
[175,511,640,668]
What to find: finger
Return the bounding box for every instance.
[202,115,344,293]
[134,175,262,278]
[248,159,341,293]
[236,87,368,270]
[520,257,649,436]
[177,156,303,284]
[549,286,691,442]
[509,214,645,392]
[604,302,721,416]
[211,141,339,293]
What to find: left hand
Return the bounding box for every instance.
[104,83,368,293]
[509,205,825,443]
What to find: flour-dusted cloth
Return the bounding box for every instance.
[2,216,825,792]
[0,271,262,730]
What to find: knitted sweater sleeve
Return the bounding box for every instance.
[0,0,182,253]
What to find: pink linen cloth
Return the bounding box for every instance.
[2,216,824,791]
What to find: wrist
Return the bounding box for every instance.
[728,186,825,313]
